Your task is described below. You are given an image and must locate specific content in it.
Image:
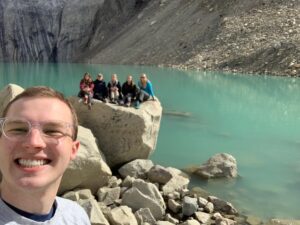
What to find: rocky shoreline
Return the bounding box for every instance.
[62,158,244,225]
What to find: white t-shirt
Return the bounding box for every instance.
[0,197,91,225]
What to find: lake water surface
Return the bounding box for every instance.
[1,63,300,220]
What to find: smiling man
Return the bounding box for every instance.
[0,86,90,224]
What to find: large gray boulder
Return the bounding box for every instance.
[122,179,166,220]
[0,84,24,116]
[194,153,238,179]
[118,159,154,179]
[59,126,112,195]
[69,97,162,168]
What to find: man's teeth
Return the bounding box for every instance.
[18,159,49,167]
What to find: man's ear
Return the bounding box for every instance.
[70,140,80,160]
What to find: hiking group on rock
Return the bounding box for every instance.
[78,72,155,109]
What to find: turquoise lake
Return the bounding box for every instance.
[1,63,300,220]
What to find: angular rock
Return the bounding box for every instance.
[194,153,238,179]
[134,208,156,225]
[122,179,166,220]
[59,126,112,195]
[108,205,138,225]
[97,186,121,206]
[215,217,236,225]
[80,198,110,225]
[212,213,223,220]
[62,191,79,202]
[156,221,175,225]
[107,176,122,188]
[162,176,190,196]
[204,202,214,213]
[77,189,95,200]
[69,97,162,168]
[0,84,24,116]
[162,167,190,196]
[179,219,201,225]
[198,197,208,208]
[122,176,136,188]
[165,214,179,224]
[167,199,181,214]
[148,165,173,184]
[118,159,154,179]
[182,196,198,217]
[208,196,237,215]
[167,192,181,200]
[194,212,211,224]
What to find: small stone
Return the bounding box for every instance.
[165,213,179,224]
[212,212,223,220]
[168,199,181,213]
[182,196,198,217]
[208,196,238,215]
[179,219,201,225]
[122,176,135,188]
[167,191,180,200]
[108,176,122,188]
[181,188,190,197]
[77,189,94,200]
[198,197,208,207]
[97,187,121,206]
[194,212,211,224]
[204,202,214,213]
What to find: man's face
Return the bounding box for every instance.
[0,97,79,192]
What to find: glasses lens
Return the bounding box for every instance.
[3,119,30,140]
[42,122,69,138]
[1,118,73,142]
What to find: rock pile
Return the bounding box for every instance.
[62,159,241,225]
[180,0,300,76]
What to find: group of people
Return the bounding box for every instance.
[78,72,155,109]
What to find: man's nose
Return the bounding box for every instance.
[22,127,47,149]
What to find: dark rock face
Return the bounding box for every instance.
[0,0,141,62]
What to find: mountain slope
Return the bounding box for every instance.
[1,0,299,76]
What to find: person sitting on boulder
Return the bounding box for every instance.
[135,73,155,109]
[78,72,94,109]
[93,73,108,103]
[122,75,138,107]
[107,73,122,104]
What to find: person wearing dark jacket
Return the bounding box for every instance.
[107,74,122,104]
[93,73,108,103]
[122,75,138,107]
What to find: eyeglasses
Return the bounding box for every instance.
[0,118,74,144]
